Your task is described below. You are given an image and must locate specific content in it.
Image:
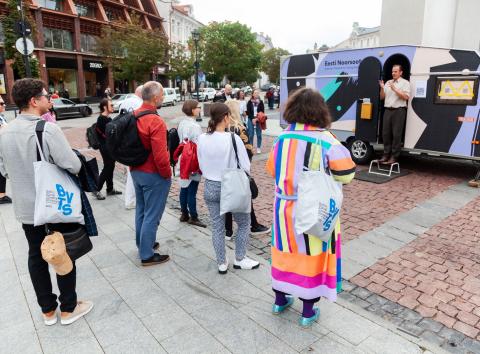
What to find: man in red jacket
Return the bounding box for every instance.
[131,81,172,266]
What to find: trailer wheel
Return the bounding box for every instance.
[348,139,374,165]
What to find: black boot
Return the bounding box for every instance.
[180,212,189,222]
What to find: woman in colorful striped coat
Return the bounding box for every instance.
[266,88,356,327]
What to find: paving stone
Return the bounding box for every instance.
[59,338,104,354]
[366,294,389,306]
[420,331,446,347]
[342,259,368,280]
[141,308,198,342]
[460,337,480,354]
[338,291,356,303]
[0,322,42,354]
[381,302,404,315]
[239,300,320,352]
[341,280,357,292]
[302,333,365,354]
[351,287,371,300]
[37,319,95,353]
[398,321,424,337]
[397,309,423,323]
[418,318,444,333]
[385,217,428,237]
[358,327,423,354]
[351,297,371,309]
[438,327,467,349]
[104,332,167,354]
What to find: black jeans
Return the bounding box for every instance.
[98,144,115,192]
[22,224,77,313]
[382,107,406,158]
[225,202,258,236]
[0,173,5,193]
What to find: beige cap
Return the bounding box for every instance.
[41,232,73,276]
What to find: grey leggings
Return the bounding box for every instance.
[204,180,251,265]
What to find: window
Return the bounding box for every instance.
[44,28,74,50]
[38,0,63,11]
[75,3,95,17]
[80,34,98,52]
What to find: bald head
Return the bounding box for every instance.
[142,81,163,107]
[135,85,143,98]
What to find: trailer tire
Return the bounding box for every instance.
[348,139,374,165]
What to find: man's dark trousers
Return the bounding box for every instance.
[22,224,77,313]
[382,107,406,159]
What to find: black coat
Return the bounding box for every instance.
[246,99,265,120]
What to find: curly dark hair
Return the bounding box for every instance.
[182,99,199,116]
[283,87,331,128]
[12,79,46,110]
[207,102,230,134]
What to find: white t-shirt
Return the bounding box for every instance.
[119,95,143,113]
[197,132,250,182]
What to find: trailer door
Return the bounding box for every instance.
[355,57,382,143]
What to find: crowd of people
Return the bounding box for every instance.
[0,78,355,329]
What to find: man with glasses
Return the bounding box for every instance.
[0,78,93,326]
[0,95,11,204]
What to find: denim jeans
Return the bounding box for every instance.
[247,118,262,148]
[131,171,171,260]
[179,180,199,218]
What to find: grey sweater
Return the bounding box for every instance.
[0,114,81,224]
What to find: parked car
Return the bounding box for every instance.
[162,88,178,106]
[191,87,217,101]
[111,93,135,112]
[52,98,92,119]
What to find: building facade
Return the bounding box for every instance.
[0,0,165,103]
[255,32,274,88]
[330,22,380,51]
[155,1,203,90]
[380,0,480,50]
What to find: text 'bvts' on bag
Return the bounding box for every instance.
[105,110,157,167]
[281,134,343,242]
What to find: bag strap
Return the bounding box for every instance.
[230,132,241,169]
[134,110,158,120]
[35,120,47,162]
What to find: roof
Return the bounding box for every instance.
[173,4,190,16]
[356,26,380,36]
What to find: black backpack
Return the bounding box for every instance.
[86,123,101,150]
[167,127,180,167]
[105,110,157,167]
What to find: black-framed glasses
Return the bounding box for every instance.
[36,93,52,101]
[0,102,5,106]
[195,106,201,109]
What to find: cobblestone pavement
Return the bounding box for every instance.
[57,110,480,352]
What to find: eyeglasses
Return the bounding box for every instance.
[195,106,201,109]
[36,93,52,101]
[0,102,5,106]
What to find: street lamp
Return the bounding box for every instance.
[191,28,201,122]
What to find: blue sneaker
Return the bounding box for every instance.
[272,296,294,315]
[299,308,320,327]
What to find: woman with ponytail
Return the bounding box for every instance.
[197,102,260,274]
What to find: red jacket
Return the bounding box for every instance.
[256,112,268,130]
[131,103,172,179]
[173,140,200,180]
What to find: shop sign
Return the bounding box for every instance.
[88,62,103,69]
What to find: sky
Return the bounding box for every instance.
[185,0,383,55]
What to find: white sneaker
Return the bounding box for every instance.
[257,148,261,154]
[60,301,94,325]
[218,261,228,274]
[233,256,260,270]
[43,310,57,326]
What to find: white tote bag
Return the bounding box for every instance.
[124,168,136,209]
[33,131,84,226]
[294,141,343,242]
[220,133,251,215]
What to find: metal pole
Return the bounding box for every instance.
[195,39,201,122]
[18,0,32,77]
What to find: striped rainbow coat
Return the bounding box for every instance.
[266,123,356,301]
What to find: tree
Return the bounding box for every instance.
[1,0,40,78]
[260,47,290,85]
[197,21,262,84]
[96,16,168,82]
[167,43,195,87]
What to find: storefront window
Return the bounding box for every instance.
[38,0,63,11]
[44,28,73,50]
[75,3,95,18]
[47,68,78,98]
[80,34,98,53]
